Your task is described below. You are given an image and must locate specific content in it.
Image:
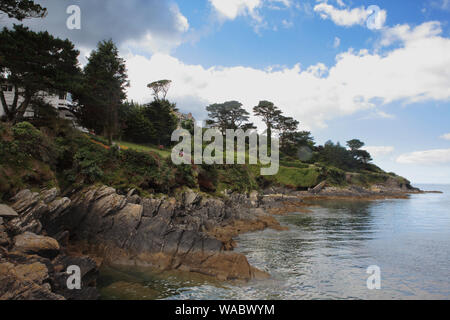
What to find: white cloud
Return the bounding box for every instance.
[333,36,341,48]
[363,146,395,157]
[440,133,450,140]
[314,2,386,29]
[379,21,442,47]
[209,0,263,21]
[208,0,292,27]
[125,21,450,129]
[396,149,450,165]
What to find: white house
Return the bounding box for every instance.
[0,83,77,122]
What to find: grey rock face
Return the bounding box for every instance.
[1,188,101,300]
[2,185,268,299]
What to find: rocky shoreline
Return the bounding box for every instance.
[0,182,428,300]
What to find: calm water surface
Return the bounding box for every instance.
[99,184,450,300]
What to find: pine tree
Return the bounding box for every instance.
[74,40,129,145]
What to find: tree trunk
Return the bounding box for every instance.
[0,90,10,120]
[14,94,32,124]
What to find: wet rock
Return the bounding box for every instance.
[0,204,18,218]
[13,232,60,259]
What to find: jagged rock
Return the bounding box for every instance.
[53,231,70,247]
[0,204,18,218]
[11,191,40,214]
[127,194,141,204]
[0,262,64,300]
[0,225,9,247]
[47,197,71,217]
[13,232,60,259]
[183,189,201,207]
[40,188,59,204]
[126,188,136,198]
[4,184,285,295]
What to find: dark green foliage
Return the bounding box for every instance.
[347,139,373,164]
[118,102,155,144]
[0,25,80,122]
[253,100,282,146]
[216,165,258,193]
[142,99,178,146]
[206,101,254,134]
[313,140,373,172]
[0,0,47,20]
[175,164,198,189]
[73,40,129,145]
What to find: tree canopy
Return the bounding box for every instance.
[206,101,254,134]
[73,40,129,144]
[0,25,80,122]
[147,80,172,101]
[253,100,282,145]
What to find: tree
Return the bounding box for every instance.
[206,101,253,134]
[281,131,315,157]
[347,139,372,164]
[143,99,178,146]
[0,0,47,20]
[147,80,172,101]
[253,100,282,147]
[74,40,129,145]
[319,140,355,170]
[276,115,299,149]
[347,139,365,152]
[0,25,80,122]
[118,102,155,144]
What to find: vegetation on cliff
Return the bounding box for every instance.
[0,120,412,202]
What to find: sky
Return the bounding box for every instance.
[1,0,450,184]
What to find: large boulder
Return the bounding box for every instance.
[13,232,60,259]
